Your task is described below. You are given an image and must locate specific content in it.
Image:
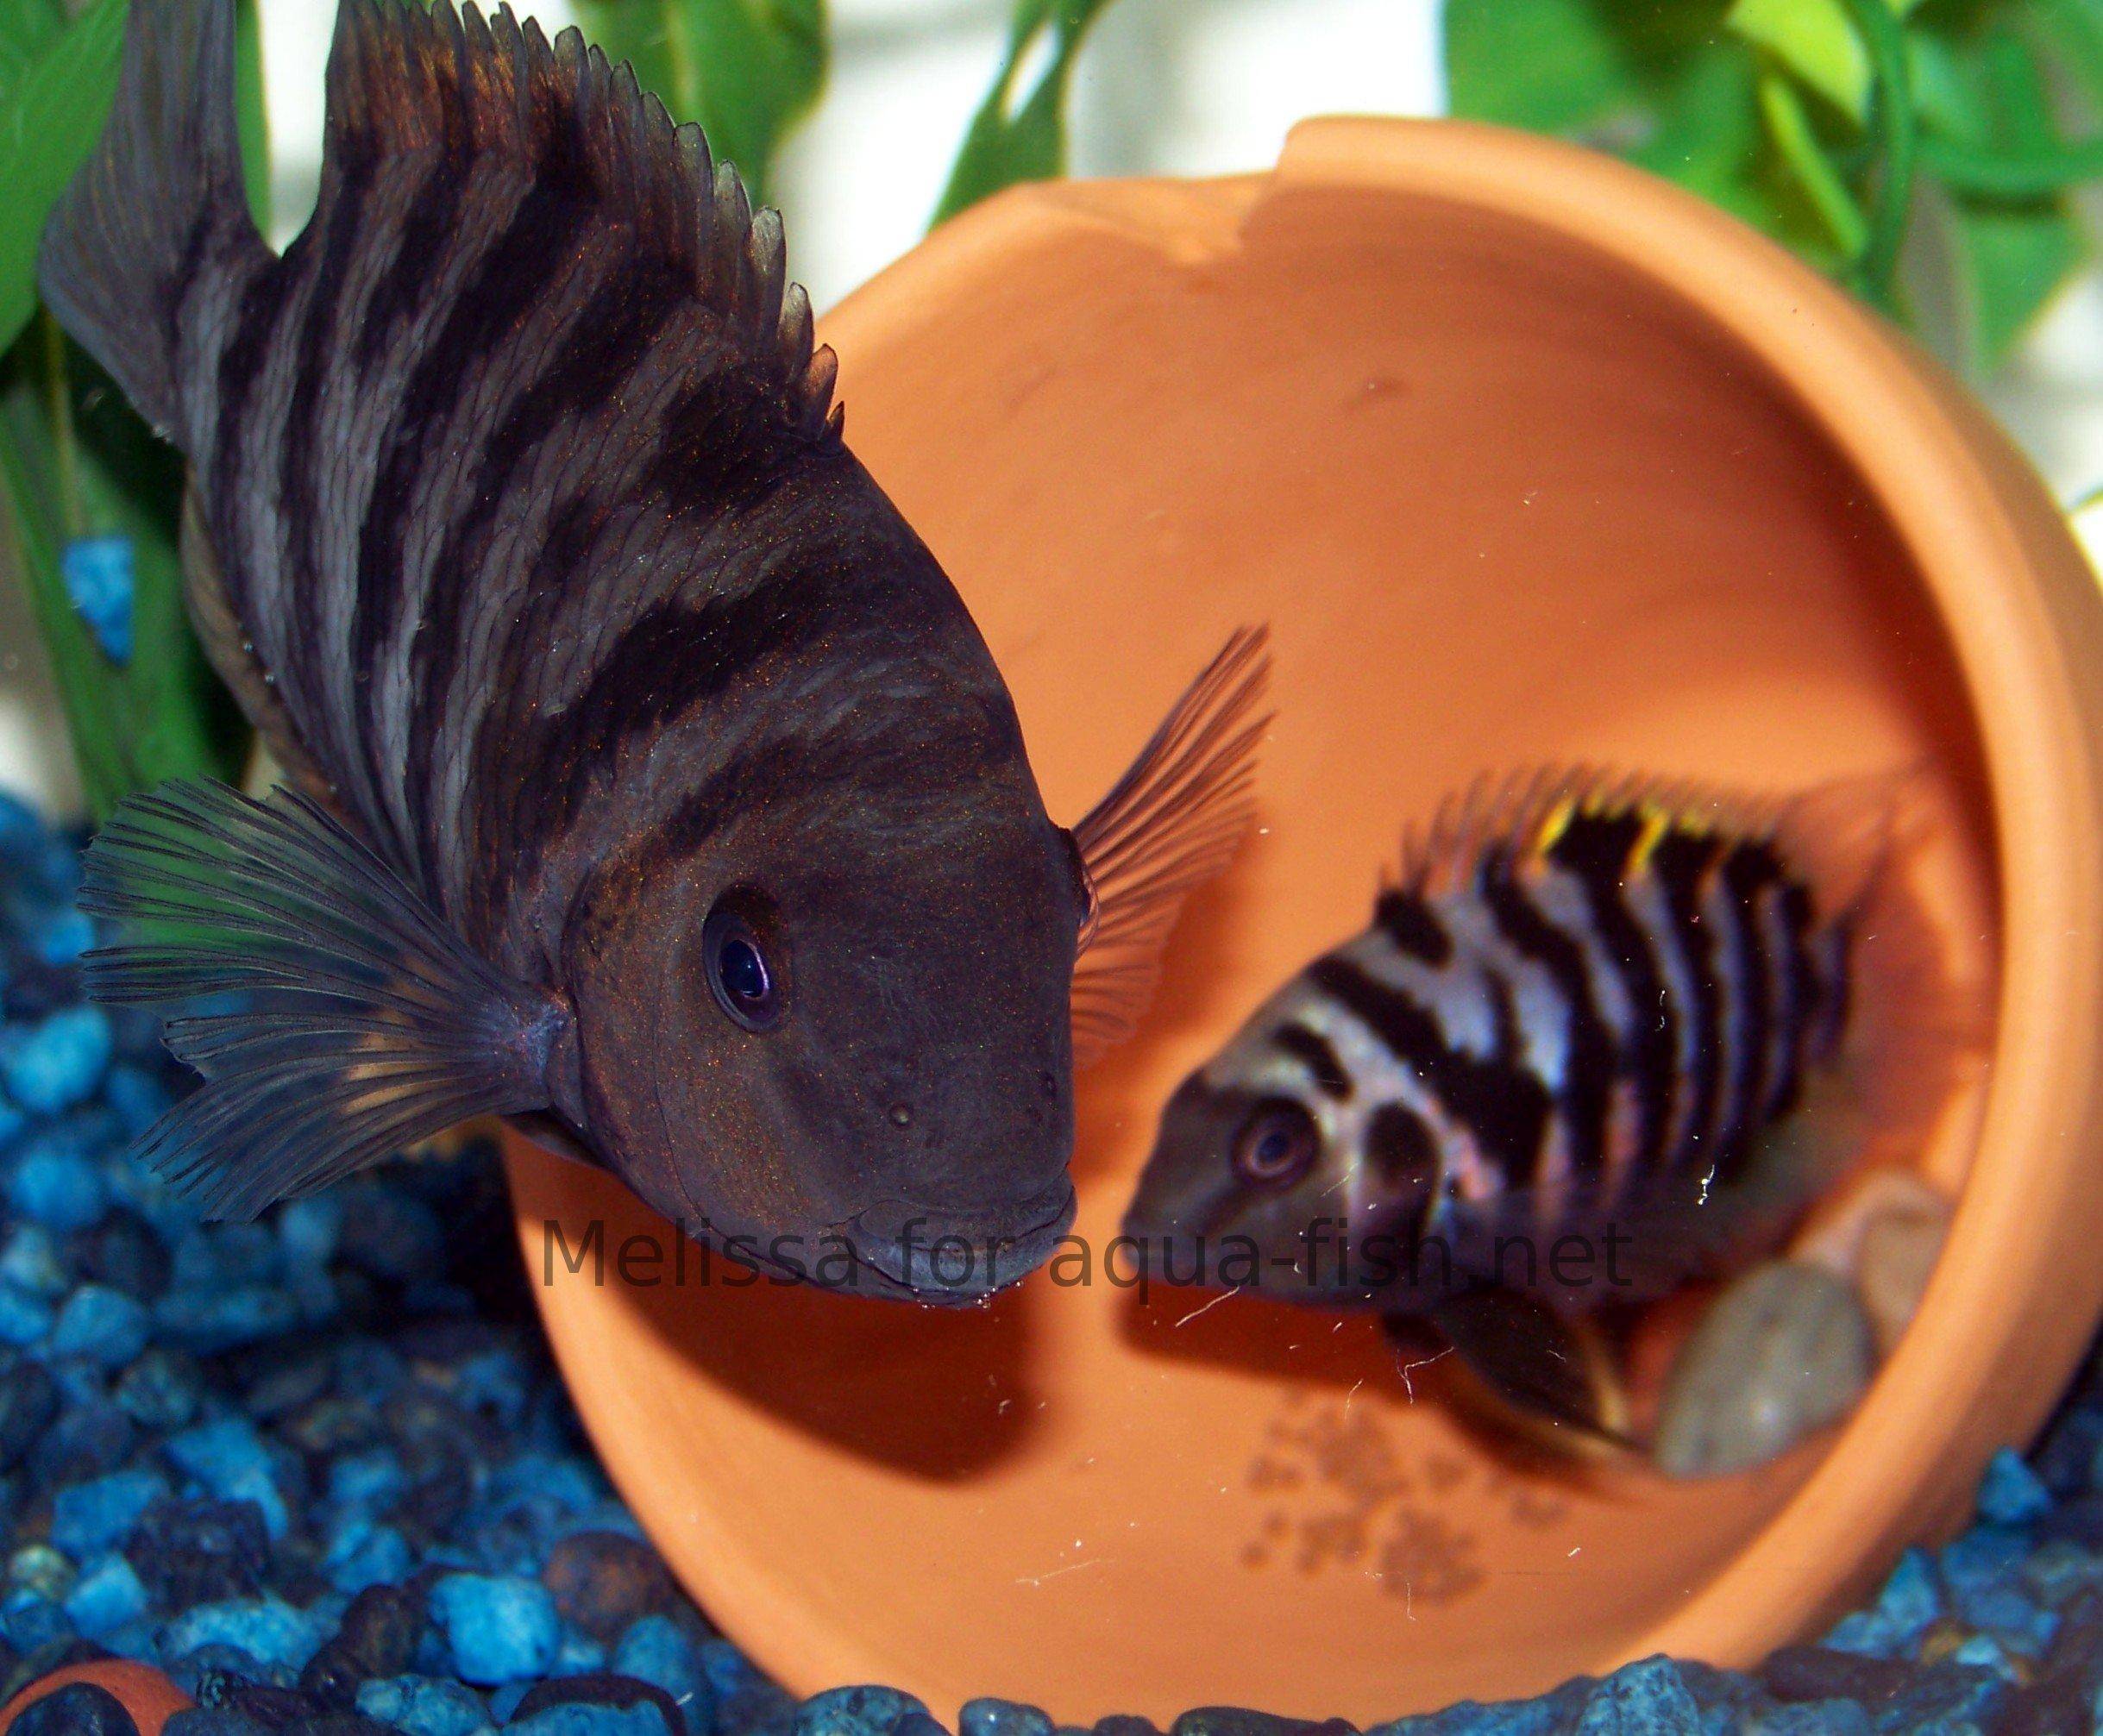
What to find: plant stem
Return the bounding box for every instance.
[1921,133,2103,196]
[40,312,83,542]
[1836,0,1915,312]
[1759,71,1868,257]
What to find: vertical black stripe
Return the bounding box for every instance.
[1307,956,1550,1191]
[350,151,469,376]
[645,365,807,519]
[1479,855,1613,1177]
[413,260,689,869]
[1770,881,1821,1118]
[1717,841,1782,1166]
[347,178,595,878]
[1363,1103,1439,1244]
[1483,966,1526,1068]
[1648,828,1727,1169]
[1375,888,1453,964]
[1479,962,1554,1188]
[204,263,294,620]
[1273,1024,1353,1100]
[463,494,902,944]
[276,150,380,761]
[1545,812,1675,1173]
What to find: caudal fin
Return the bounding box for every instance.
[37,0,266,443]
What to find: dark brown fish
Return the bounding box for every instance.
[41,0,1268,1302]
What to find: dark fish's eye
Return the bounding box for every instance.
[702,896,786,1031]
[1234,1098,1318,1187]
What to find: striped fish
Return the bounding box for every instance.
[1124,769,1909,1440]
[40,0,1269,1303]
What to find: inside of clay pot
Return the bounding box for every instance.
[510,166,1999,1722]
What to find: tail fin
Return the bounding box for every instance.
[1776,766,1994,1173]
[37,0,266,443]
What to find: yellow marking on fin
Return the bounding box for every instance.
[1628,805,1673,877]
[1532,796,1578,861]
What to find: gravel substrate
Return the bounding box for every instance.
[0,790,2099,1736]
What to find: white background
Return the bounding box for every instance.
[2,0,2098,810]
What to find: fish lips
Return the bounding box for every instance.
[839,1178,1077,1306]
[1122,1178,1378,1307]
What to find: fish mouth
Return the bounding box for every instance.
[1121,1195,1343,1302]
[1120,1168,1238,1259]
[844,1178,1077,1306]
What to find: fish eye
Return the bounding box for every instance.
[1233,1098,1318,1187]
[701,894,786,1032]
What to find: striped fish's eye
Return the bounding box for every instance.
[1233,1098,1318,1187]
[702,894,787,1032]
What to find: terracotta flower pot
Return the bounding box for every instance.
[0,1662,190,1733]
[504,117,2103,1721]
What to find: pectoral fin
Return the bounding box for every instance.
[80,779,575,1218]
[1070,625,1271,1064]
[1416,1289,1638,1459]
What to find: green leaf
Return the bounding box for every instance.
[1923,19,2089,369]
[1758,68,1868,255]
[1725,0,1926,122]
[569,0,827,204]
[2029,0,2103,109]
[0,0,68,103]
[1625,44,1765,216]
[1442,0,2103,371]
[1446,3,1841,261]
[0,0,124,360]
[1942,196,2082,367]
[1443,0,1647,136]
[0,318,245,820]
[932,0,1120,226]
[235,0,270,229]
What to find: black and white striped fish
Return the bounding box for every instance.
[40,0,1268,1302]
[1125,769,1913,1438]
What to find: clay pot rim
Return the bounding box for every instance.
[807,116,2103,1675]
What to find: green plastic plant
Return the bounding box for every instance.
[932,0,1121,224]
[567,0,827,204]
[1444,0,2103,373]
[0,0,266,821]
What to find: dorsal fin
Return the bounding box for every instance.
[328,0,838,437]
[1397,765,1792,899]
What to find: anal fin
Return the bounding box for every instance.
[1413,1289,1640,1461]
[80,779,576,1219]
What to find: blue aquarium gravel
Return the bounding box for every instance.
[2,787,2103,1736]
